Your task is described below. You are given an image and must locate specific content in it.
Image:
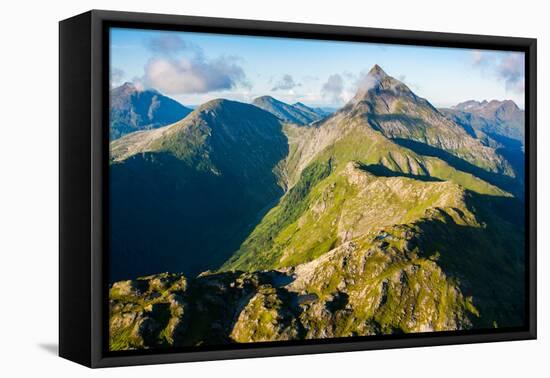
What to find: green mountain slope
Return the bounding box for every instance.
[109,99,288,281]
[222,67,518,273]
[221,156,508,271]
[109,184,523,348]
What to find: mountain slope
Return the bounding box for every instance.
[222,156,507,271]
[110,82,192,140]
[342,65,514,177]
[222,65,520,273]
[218,66,525,334]
[252,96,325,125]
[222,81,520,273]
[441,99,525,144]
[109,180,524,348]
[109,99,288,281]
[293,102,329,118]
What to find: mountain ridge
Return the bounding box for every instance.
[441,99,525,144]
[252,95,326,125]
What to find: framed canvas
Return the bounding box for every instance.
[59,10,537,368]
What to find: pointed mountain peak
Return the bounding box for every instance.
[111,81,151,97]
[121,81,136,89]
[349,65,406,105]
[368,64,388,78]
[501,99,520,110]
[111,81,137,95]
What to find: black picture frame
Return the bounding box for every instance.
[59,9,537,368]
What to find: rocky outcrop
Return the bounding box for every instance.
[110,221,481,349]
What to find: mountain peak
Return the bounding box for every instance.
[111,82,138,96]
[496,99,520,111]
[197,98,247,113]
[453,99,521,113]
[121,81,136,89]
[368,64,388,78]
[349,65,404,105]
[253,95,280,104]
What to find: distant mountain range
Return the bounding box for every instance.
[110,82,192,140]
[252,95,327,125]
[108,65,525,350]
[441,99,525,145]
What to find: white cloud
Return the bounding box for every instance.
[110,67,124,87]
[136,33,249,95]
[131,77,145,91]
[355,72,379,93]
[498,53,525,93]
[141,55,247,95]
[472,50,525,94]
[471,50,487,66]
[272,74,300,91]
[147,34,193,55]
[321,74,344,104]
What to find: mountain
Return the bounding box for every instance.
[110,82,192,140]
[440,99,525,145]
[110,179,524,348]
[343,65,515,177]
[319,106,339,114]
[252,96,326,125]
[292,102,329,117]
[225,66,520,272]
[109,99,288,281]
[221,66,524,330]
[109,65,525,347]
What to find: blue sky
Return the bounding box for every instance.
[110,27,525,109]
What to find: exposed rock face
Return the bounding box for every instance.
[109,273,188,350]
[110,236,477,350]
